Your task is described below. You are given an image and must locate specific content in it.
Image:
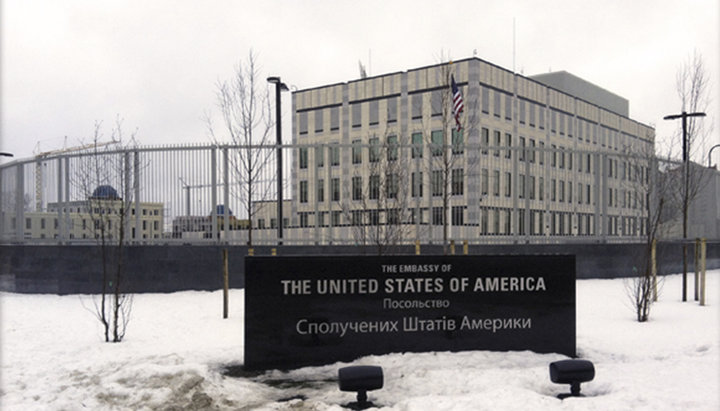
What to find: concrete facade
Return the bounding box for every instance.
[289,58,655,245]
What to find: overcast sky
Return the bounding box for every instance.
[2,0,719,163]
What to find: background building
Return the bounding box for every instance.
[289,57,655,245]
[14,185,164,241]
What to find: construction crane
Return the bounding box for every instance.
[34,140,118,211]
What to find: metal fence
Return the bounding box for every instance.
[0,142,677,246]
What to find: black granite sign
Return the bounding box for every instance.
[244,255,575,370]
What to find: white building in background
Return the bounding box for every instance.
[283,57,655,245]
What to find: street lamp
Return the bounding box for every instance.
[0,152,14,157]
[267,76,289,245]
[663,110,706,302]
[709,144,720,168]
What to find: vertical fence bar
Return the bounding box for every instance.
[134,150,141,242]
[211,147,218,243]
[700,238,707,306]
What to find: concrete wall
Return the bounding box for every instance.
[1,242,718,294]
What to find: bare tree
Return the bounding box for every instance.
[341,135,414,254]
[419,60,479,253]
[74,119,135,342]
[207,51,275,246]
[623,144,668,322]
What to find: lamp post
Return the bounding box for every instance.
[709,144,720,168]
[267,76,289,245]
[663,110,706,302]
[0,152,13,157]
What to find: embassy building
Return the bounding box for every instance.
[286,57,655,245]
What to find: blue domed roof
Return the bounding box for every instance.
[92,185,119,199]
[215,204,233,216]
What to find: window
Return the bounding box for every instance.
[481,169,489,195]
[529,176,536,199]
[551,179,557,201]
[432,207,444,225]
[352,140,362,164]
[519,174,525,199]
[482,86,490,114]
[386,173,398,199]
[352,176,362,200]
[412,132,423,158]
[493,170,500,196]
[504,172,512,197]
[493,90,501,118]
[432,170,443,196]
[26,218,31,229]
[493,130,501,157]
[352,103,362,128]
[330,145,340,166]
[519,136,526,161]
[330,106,340,131]
[431,130,443,157]
[299,212,309,228]
[411,172,423,198]
[332,211,341,226]
[316,146,324,167]
[369,137,380,162]
[480,128,490,155]
[317,179,324,202]
[539,177,545,201]
[431,90,442,117]
[539,141,545,165]
[551,144,557,167]
[538,106,545,129]
[369,175,380,200]
[315,109,324,133]
[331,178,340,201]
[387,97,398,123]
[451,168,464,196]
[519,100,526,124]
[299,112,308,135]
[505,133,512,159]
[529,103,536,127]
[299,180,308,203]
[452,206,464,226]
[411,94,423,119]
[369,100,379,125]
[387,135,398,161]
[452,129,464,155]
[299,147,308,169]
[505,94,512,120]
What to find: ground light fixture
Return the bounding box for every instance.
[549,359,595,399]
[338,365,383,410]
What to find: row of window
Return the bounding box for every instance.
[281,208,647,237]
[298,87,645,152]
[16,217,160,232]
[299,169,645,210]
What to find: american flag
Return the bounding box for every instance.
[451,75,464,131]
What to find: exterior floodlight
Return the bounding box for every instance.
[549,359,595,399]
[338,365,383,410]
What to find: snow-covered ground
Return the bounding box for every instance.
[1,271,718,410]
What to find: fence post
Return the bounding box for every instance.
[223,248,229,319]
[694,238,700,301]
[700,238,707,306]
[450,240,455,255]
[415,240,421,255]
[651,239,658,302]
[463,240,469,255]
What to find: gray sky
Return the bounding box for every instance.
[2,0,719,162]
